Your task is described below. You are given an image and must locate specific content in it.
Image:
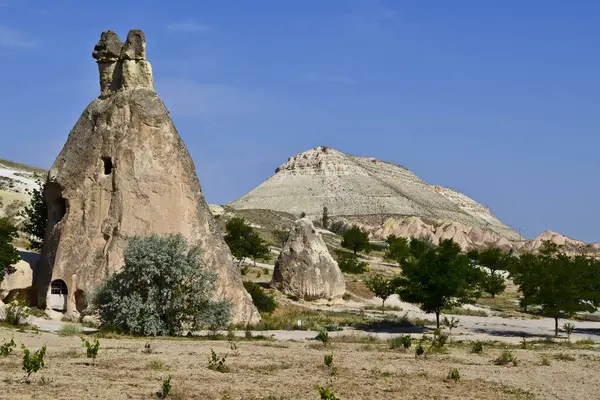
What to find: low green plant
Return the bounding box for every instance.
[563,322,575,340]
[316,329,330,346]
[147,360,167,371]
[442,316,460,334]
[142,342,152,354]
[494,350,518,366]
[447,368,460,382]
[58,323,83,336]
[539,356,551,366]
[389,334,412,350]
[520,338,528,349]
[81,337,100,364]
[431,329,449,348]
[415,344,424,357]
[208,349,229,373]
[471,341,483,354]
[318,386,340,400]
[324,353,333,368]
[22,344,46,381]
[229,340,239,356]
[156,375,171,399]
[5,300,29,326]
[0,337,16,356]
[553,353,576,362]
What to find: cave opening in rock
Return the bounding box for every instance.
[102,157,113,175]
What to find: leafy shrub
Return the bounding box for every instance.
[324,353,333,367]
[243,281,277,314]
[93,234,231,336]
[22,344,46,381]
[156,375,171,399]
[389,334,412,350]
[431,329,449,348]
[208,349,229,373]
[318,386,340,400]
[415,344,424,357]
[447,368,460,382]
[0,337,16,356]
[442,316,460,333]
[563,322,575,340]
[58,323,83,336]
[494,350,518,366]
[147,360,167,370]
[316,329,330,346]
[4,300,29,326]
[335,251,368,274]
[81,337,100,364]
[471,341,483,354]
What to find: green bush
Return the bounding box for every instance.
[316,329,330,346]
[0,337,16,356]
[563,322,575,340]
[389,334,412,350]
[324,353,333,367]
[318,386,340,400]
[208,349,229,373]
[243,281,277,314]
[471,341,483,354]
[157,375,171,399]
[58,323,83,336]
[494,350,518,366]
[4,300,30,326]
[81,337,100,364]
[93,234,231,336]
[447,368,460,382]
[22,344,46,381]
[335,251,368,274]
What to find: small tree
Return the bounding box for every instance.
[512,242,600,337]
[93,234,231,336]
[385,235,411,264]
[224,217,270,267]
[468,248,515,298]
[395,239,482,329]
[22,344,46,382]
[0,217,20,284]
[20,179,48,250]
[322,206,329,230]
[341,225,370,255]
[364,274,396,312]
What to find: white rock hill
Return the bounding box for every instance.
[229,146,520,240]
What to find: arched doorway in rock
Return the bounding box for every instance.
[74,290,87,313]
[50,280,68,311]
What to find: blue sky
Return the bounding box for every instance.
[1,1,599,242]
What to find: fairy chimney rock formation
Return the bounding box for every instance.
[92,29,153,97]
[271,218,345,300]
[36,29,259,324]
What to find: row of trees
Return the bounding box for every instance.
[369,235,600,336]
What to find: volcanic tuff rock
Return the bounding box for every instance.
[271,218,345,300]
[229,146,520,241]
[35,29,259,324]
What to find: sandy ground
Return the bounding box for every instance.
[2,327,600,400]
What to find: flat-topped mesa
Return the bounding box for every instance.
[92,29,153,97]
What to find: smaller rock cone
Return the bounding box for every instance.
[271,218,345,300]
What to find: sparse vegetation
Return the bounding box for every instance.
[318,386,339,400]
[389,334,412,350]
[208,349,229,373]
[19,179,47,250]
[335,250,368,274]
[471,341,483,354]
[58,323,83,336]
[563,322,575,340]
[156,375,171,399]
[323,353,333,367]
[447,368,460,382]
[0,337,16,356]
[21,344,46,381]
[364,274,395,312]
[316,329,330,346]
[81,337,100,364]
[494,350,518,366]
[243,281,277,314]
[4,300,29,327]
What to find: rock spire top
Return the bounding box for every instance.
[92,29,153,97]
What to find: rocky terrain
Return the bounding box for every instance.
[229,146,520,240]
